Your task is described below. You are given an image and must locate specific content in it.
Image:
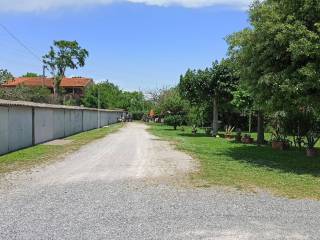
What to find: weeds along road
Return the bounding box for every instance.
[0,123,320,240]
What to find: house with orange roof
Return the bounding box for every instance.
[1,77,94,97]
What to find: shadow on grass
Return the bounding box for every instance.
[223,144,320,177]
[178,133,211,138]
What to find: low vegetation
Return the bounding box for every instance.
[0,123,123,175]
[150,124,320,200]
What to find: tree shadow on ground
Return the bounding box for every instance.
[178,133,211,138]
[222,144,320,177]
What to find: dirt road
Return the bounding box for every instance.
[8,122,195,186]
[1,123,320,240]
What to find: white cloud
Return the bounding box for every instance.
[0,0,251,12]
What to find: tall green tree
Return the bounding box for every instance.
[179,60,237,135]
[43,40,89,97]
[157,88,187,116]
[227,0,320,143]
[156,88,188,130]
[82,81,122,109]
[0,69,13,84]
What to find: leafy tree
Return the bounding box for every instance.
[82,81,122,109]
[164,115,184,130]
[43,40,89,97]
[179,60,238,135]
[227,0,320,143]
[156,88,188,116]
[22,72,40,77]
[118,91,146,112]
[0,69,13,84]
[153,88,188,129]
[231,85,254,132]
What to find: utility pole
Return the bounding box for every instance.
[42,65,46,87]
[98,87,101,128]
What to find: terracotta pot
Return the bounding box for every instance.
[272,141,289,151]
[225,135,233,139]
[306,148,317,157]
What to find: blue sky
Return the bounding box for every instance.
[0,1,250,91]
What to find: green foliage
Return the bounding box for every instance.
[186,105,206,127]
[179,59,238,134]
[118,91,150,113]
[179,60,237,106]
[82,81,121,109]
[0,86,51,103]
[22,72,40,77]
[164,115,184,130]
[156,88,188,116]
[131,111,144,120]
[63,98,78,106]
[306,132,320,149]
[0,69,13,84]
[43,40,89,96]
[231,86,253,113]
[82,81,150,112]
[227,0,320,112]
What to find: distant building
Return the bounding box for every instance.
[1,77,94,97]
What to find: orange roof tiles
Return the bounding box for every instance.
[2,77,93,88]
[60,78,93,87]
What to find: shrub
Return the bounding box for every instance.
[0,86,51,103]
[131,111,144,120]
[164,115,184,130]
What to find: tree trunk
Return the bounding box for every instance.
[248,110,252,133]
[212,96,219,136]
[257,111,265,145]
[53,76,61,98]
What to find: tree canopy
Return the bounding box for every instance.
[227,0,320,112]
[179,60,238,134]
[0,69,13,84]
[22,72,40,77]
[43,40,89,96]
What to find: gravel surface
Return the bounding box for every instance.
[0,123,320,240]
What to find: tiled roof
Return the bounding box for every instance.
[60,78,93,87]
[2,77,54,87]
[2,77,93,88]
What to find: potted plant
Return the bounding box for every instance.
[269,111,289,150]
[271,130,290,150]
[305,131,319,157]
[241,134,253,144]
[224,125,235,139]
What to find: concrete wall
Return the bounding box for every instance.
[0,106,9,155]
[8,106,33,152]
[83,110,98,131]
[0,103,123,155]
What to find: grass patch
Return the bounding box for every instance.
[0,123,124,174]
[149,124,320,200]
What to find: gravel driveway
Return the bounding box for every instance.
[0,123,319,240]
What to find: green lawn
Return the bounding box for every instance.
[0,123,124,174]
[149,124,320,200]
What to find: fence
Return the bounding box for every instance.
[0,99,124,155]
